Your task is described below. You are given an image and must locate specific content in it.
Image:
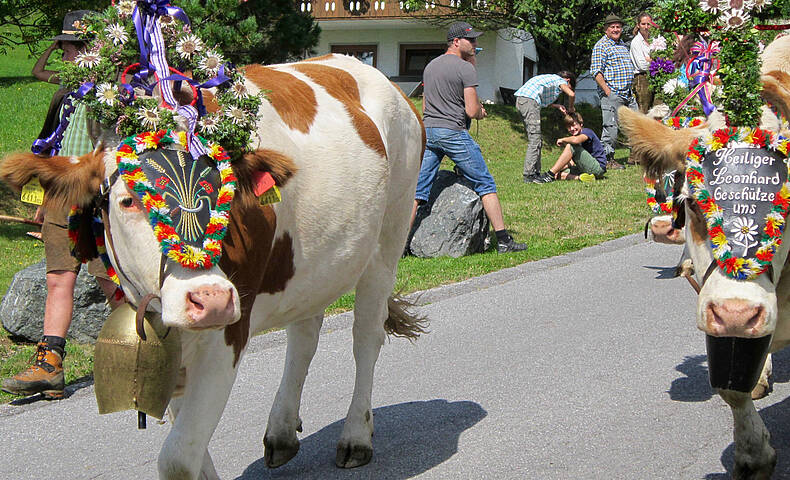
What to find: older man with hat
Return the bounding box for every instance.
[409,21,527,254]
[590,13,637,169]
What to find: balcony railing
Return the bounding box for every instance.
[298,0,475,19]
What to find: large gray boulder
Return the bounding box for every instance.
[408,170,490,258]
[0,260,111,344]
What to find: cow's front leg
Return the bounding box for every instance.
[264,315,323,468]
[719,389,776,479]
[159,331,240,480]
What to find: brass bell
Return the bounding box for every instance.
[94,302,181,421]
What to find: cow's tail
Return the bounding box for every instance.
[384,294,428,341]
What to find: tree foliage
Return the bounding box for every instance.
[403,0,653,74]
[0,0,320,65]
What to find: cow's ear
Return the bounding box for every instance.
[618,107,700,180]
[762,71,790,126]
[0,149,105,214]
[233,149,298,209]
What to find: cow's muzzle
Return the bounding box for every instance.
[185,285,236,329]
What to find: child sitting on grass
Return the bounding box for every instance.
[539,112,607,183]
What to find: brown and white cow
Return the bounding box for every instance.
[1,54,426,479]
[620,35,790,479]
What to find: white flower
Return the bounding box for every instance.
[198,50,224,75]
[136,106,161,129]
[225,106,246,125]
[722,0,754,10]
[96,83,118,107]
[105,23,128,46]
[699,0,721,12]
[199,115,219,134]
[116,0,136,17]
[649,35,667,52]
[75,51,102,68]
[721,9,750,29]
[230,81,249,99]
[731,216,759,255]
[662,78,682,95]
[176,34,204,59]
[751,0,771,10]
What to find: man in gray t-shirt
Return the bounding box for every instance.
[410,21,527,254]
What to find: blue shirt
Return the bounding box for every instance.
[590,35,634,100]
[581,127,607,170]
[514,74,567,107]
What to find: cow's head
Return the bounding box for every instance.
[620,66,790,390]
[1,132,296,331]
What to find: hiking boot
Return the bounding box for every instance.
[540,171,556,183]
[579,173,596,183]
[497,235,528,254]
[1,341,65,399]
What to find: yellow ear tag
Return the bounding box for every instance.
[21,176,44,205]
[259,185,281,206]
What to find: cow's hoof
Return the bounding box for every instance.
[263,434,300,468]
[335,442,373,468]
[751,382,770,400]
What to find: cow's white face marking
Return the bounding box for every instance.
[106,172,241,329]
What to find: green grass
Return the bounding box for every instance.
[0,49,646,403]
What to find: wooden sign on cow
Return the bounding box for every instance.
[700,145,787,258]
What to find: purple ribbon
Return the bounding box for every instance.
[32,82,95,156]
[176,105,208,158]
[132,0,190,84]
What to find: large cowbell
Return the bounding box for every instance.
[700,144,787,392]
[138,147,222,249]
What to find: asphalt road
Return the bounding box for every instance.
[4,234,790,479]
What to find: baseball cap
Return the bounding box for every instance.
[447,22,483,41]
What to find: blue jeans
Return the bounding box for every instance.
[415,127,498,201]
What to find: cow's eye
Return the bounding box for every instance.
[119,196,135,209]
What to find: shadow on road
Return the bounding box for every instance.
[668,354,714,402]
[236,399,487,479]
[642,264,679,280]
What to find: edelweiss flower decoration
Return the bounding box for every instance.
[137,106,161,129]
[226,106,246,125]
[721,8,751,29]
[115,0,136,17]
[199,50,224,76]
[699,0,722,12]
[752,0,772,11]
[176,34,204,59]
[730,216,759,255]
[105,23,128,46]
[230,81,249,99]
[75,51,102,68]
[96,83,118,107]
[199,115,219,134]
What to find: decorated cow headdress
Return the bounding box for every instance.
[643,0,790,281]
[39,1,266,275]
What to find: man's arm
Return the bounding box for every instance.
[559,82,576,112]
[594,72,611,97]
[463,86,486,119]
[32,42,61,84]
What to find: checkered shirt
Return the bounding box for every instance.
[58,100,93,157]
[590,35,634,99]
[514,74,566,107]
